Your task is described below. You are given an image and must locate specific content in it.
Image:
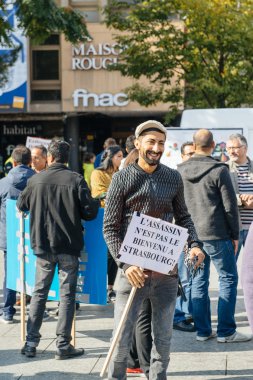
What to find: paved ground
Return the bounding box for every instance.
[0,253,253,380]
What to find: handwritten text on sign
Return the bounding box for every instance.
[118,212,189,274]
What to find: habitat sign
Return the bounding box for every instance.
[118,212,189,274]
[6,200,107,305]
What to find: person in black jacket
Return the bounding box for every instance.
[17,140,99,359]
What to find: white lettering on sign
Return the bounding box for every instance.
[72,89,129,108]
[118,212,189,274]
[3,125,37,135]
[72,57,118,70]
[71,43,124,71]
[72,43,122,56]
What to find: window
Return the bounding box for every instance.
[32,51,59,80]
[31,90,61,101]
[31,35,61,102]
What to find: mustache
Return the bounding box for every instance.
[147,150,162,156]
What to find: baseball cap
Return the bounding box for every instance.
[135,120,167,138]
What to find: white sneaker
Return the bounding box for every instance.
[196,331,217,342]
[217,331,252,343]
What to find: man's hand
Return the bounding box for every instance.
[232,239,239,255]
[240,194,253,209]
[189,247,205,269]
[125,266,148,288]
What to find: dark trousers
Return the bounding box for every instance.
[2,250,16,317]
[108,250,118,287]
[128,298,152,377]
[26,253,79,349]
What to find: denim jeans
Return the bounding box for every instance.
[191,239,238,338]
[2,250,16,317]
[108,270,178,380]
[173,251,192,324]
[236,229,249,261]
[26,253,79,349]
[128,298,152,377]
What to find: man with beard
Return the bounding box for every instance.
[103,120,205,380]
[226,134,253,259]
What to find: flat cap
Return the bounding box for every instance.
[135,120,167,138]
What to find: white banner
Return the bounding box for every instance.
[118,212,189,274]
[26,136,51,150]
[161,127,244,169]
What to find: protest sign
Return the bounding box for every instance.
[118,212,188,274]
[26,136,51,150]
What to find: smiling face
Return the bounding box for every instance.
[135,130,165,171]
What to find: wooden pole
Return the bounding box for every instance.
[71,310,76,347]
[100,286,137,378]
[19,212,26,342]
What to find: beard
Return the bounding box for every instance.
[229,155,239,162]
[141,150,162,166]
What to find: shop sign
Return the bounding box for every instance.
[3,124,37,135]
[0,4,27,112]
[73,89,129,108]
[72,43,123,71]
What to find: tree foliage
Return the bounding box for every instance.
[0,0,90,88]
[105,0,253,118]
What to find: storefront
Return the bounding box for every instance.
[0,18,173,173]
[60,24,170,170]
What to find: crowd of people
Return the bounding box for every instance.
[0,121,253,379]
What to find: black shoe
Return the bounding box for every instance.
[107,289,116,303]
[21,343,36,358]
[55,345,84,360]
[185,317,194,325]
[173,320,196,332]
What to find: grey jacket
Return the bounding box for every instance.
[177,155,239,241]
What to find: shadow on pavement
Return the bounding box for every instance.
[0,373,100,380]
[169,369,253,377]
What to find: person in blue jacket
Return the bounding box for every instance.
[0,145,34,323]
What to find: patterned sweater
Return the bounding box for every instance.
[103,162,199,271]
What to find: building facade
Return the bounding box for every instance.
[0,0,179,173]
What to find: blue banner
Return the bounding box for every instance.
[6,200,107,305]
[0,4,27,112]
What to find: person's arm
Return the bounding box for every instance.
[103,172,124,262]
[78,177,99,221]
[218,167,240,240]
[16,185,32,212]
[103,173,147,287]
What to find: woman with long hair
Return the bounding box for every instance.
[90,145,123,302]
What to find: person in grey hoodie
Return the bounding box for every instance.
[0,146,34,323]
[177,129,252,343]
